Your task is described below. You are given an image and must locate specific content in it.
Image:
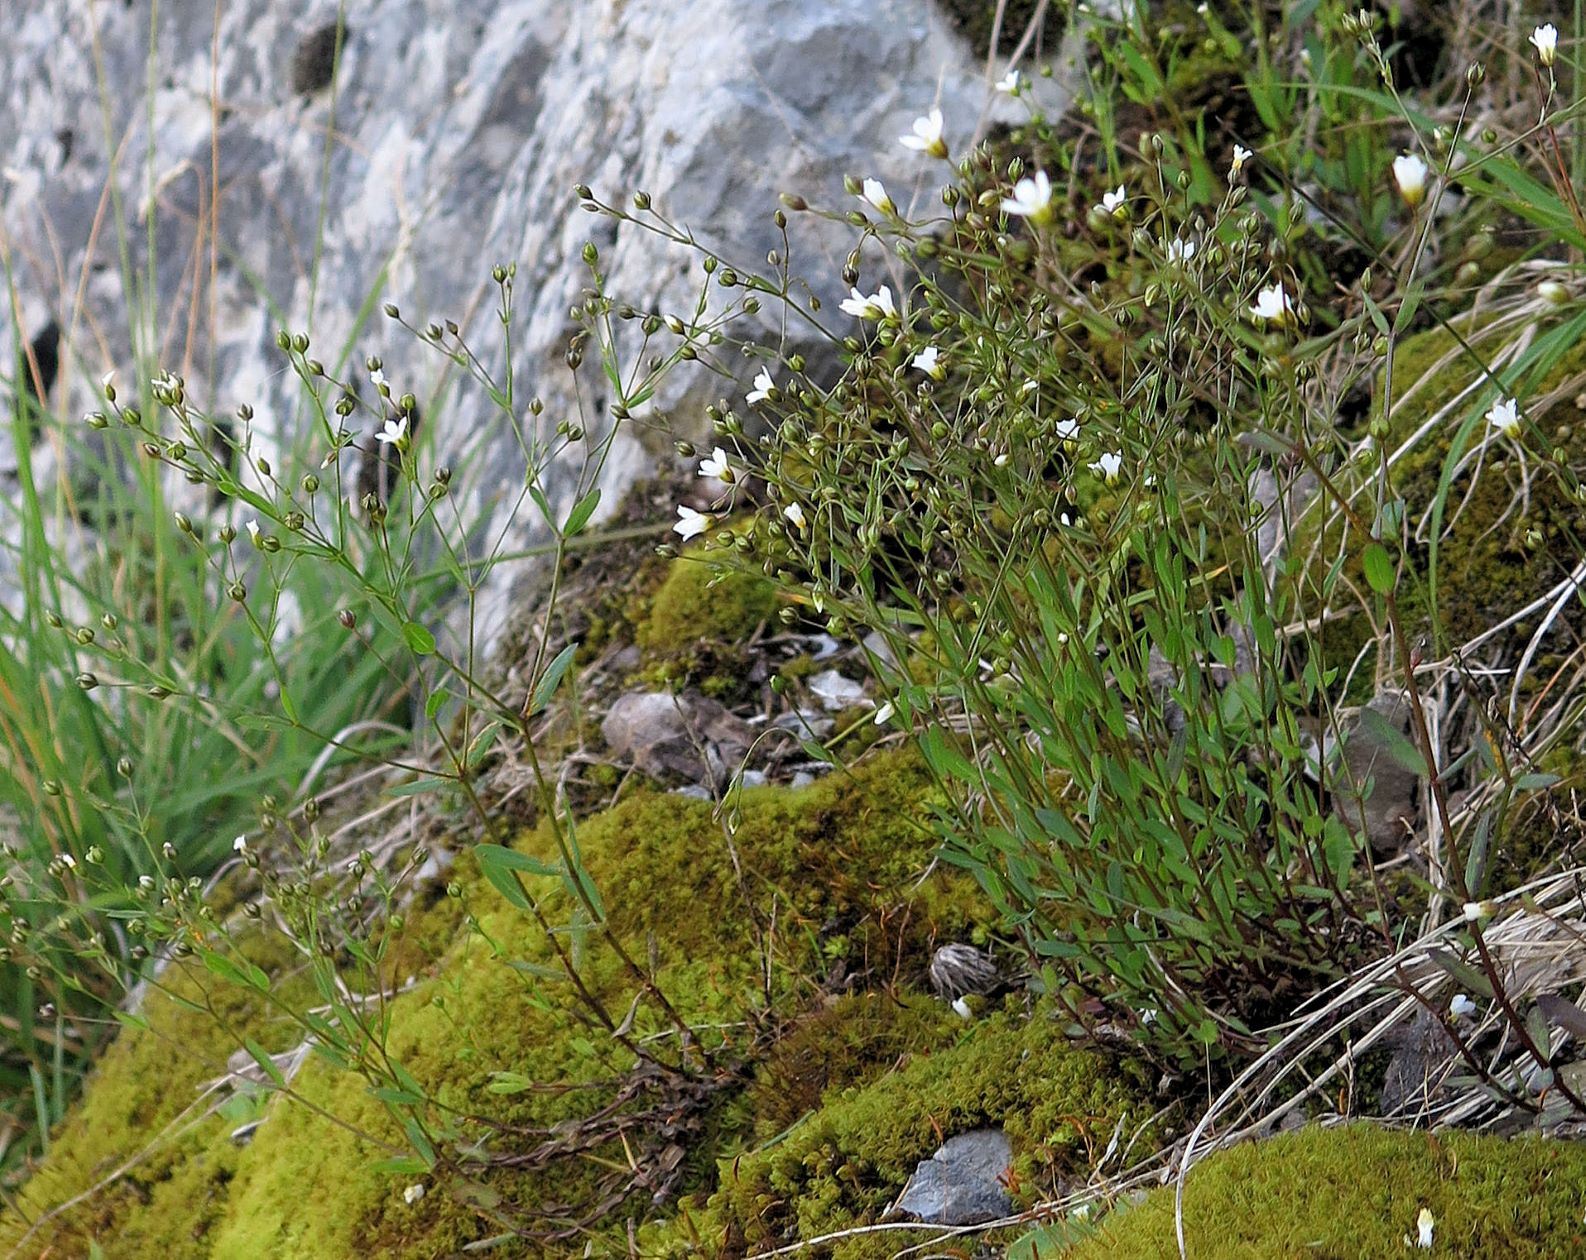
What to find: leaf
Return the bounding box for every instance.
[1535,993,1586,1040]
[386,775,453,799]
[1515,772,1562,791]
[485,1071,538,1095]
[402,620,436,655]
[528,643,579,715]
[369,1155,430,1175]
[1355,706,1428,778]
[1362,542,1396,594]
[243,1037,287,1090]
[562,487,601,537]
[1427,948,1494,1000]
[198,947,270,993]
[474,844,559,910]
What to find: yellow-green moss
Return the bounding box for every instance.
[7,752,984,1258]
[1067,1123,1586,1259]
[636,554,779,657]
[647,998,1153,1260]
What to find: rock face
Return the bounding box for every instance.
[0,0,1047,643]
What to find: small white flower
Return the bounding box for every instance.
[951,996,972,1019]
[1462,898,1496,921]
[873,701,895,725]
[698,447,737,482]
[404,1183,426,1206]
[1098,184,1127,214]
[1449,993,1477,1019]
[1089,451,1124,484]
[245,519,261,545]
[673,504,714,540]
[783,502,808,532]
[138,874,155,890]
[860,177,895,216]
[912,346,946,379]
[1072,1203,1091,1221]
[900,107,948,158]
[1054,418,1080,444]
[995,68,1024,95]
[369,367,388,393]
[1416,1207,1435,1249]
[1485,398,1521,439]
[59,853,76,870]
[839,285,896,320]
[1166,237,1196,264]
[1002,170,1054,222]
[1231,144,1252,176]
[1392,153,1429,209]
[101,370,116,395]
[746,369,776,405]
[375,415,409,447]
[233,835,249,854]
[1532,23,1558,67]
[1248,283,1295,325]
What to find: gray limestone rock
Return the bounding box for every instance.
[1332,691,1423,856]
[0,0,1072,643]
[896,1128,1012,1225]
[601,689,751,786]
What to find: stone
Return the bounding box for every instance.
[896,1127,1012,1225]
[0,0,1070,642]
[600,690,751,787]
[1332,691,1422,856]
[807,669,867,711]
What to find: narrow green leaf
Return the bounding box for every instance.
[1355,706,1428,778]
[563,487,601,537]
[529,643,579,715]
[1362,542,1396,594]
[402,621,437,655]
[243,1037,287,1090]
[1427,948,1494,999]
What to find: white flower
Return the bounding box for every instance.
[1098,184,1127,214]
[1054,418,1080,444]
[860,177,895,216]
[912,346,945,379]
[698,447,737,482]
[1089,451,1124,484]
[746,369,776,405]
[839,285,896,320]
[1392,153,1429,209]
[673,504,714,540]
[370,367,388,393]
[873,701,895,725]
[138,874,155,890]
[1462,898,1496,921]
[782,502,808,532]
[995,68,1024,95]
[1532,23,1558,67]
[951,996,972,1019]
[1416,1207,1435,1249]
[1449,993,1477,1019]
[1231,144,1252,176]
[900,107,948,158]
[101,370,116,396]
[1248,283,1295,325]
[233,835,249,854]
[1486,397,1521,439]
[1166,237,1196,264]
[1002,170,1054,221]
[59,853,76,870]
[375,415,409,447]
[245,519,261,545]
[404,1183,426,1205]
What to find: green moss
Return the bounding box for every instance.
[7,752,979,1258]
[1068,1124,1586,1259]
[636,553,779,657]
[650,998,1153,1260]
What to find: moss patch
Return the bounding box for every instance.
[650,998,1153,1260]
[4,752,983,1258]
[1068,1123,1586,1259]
